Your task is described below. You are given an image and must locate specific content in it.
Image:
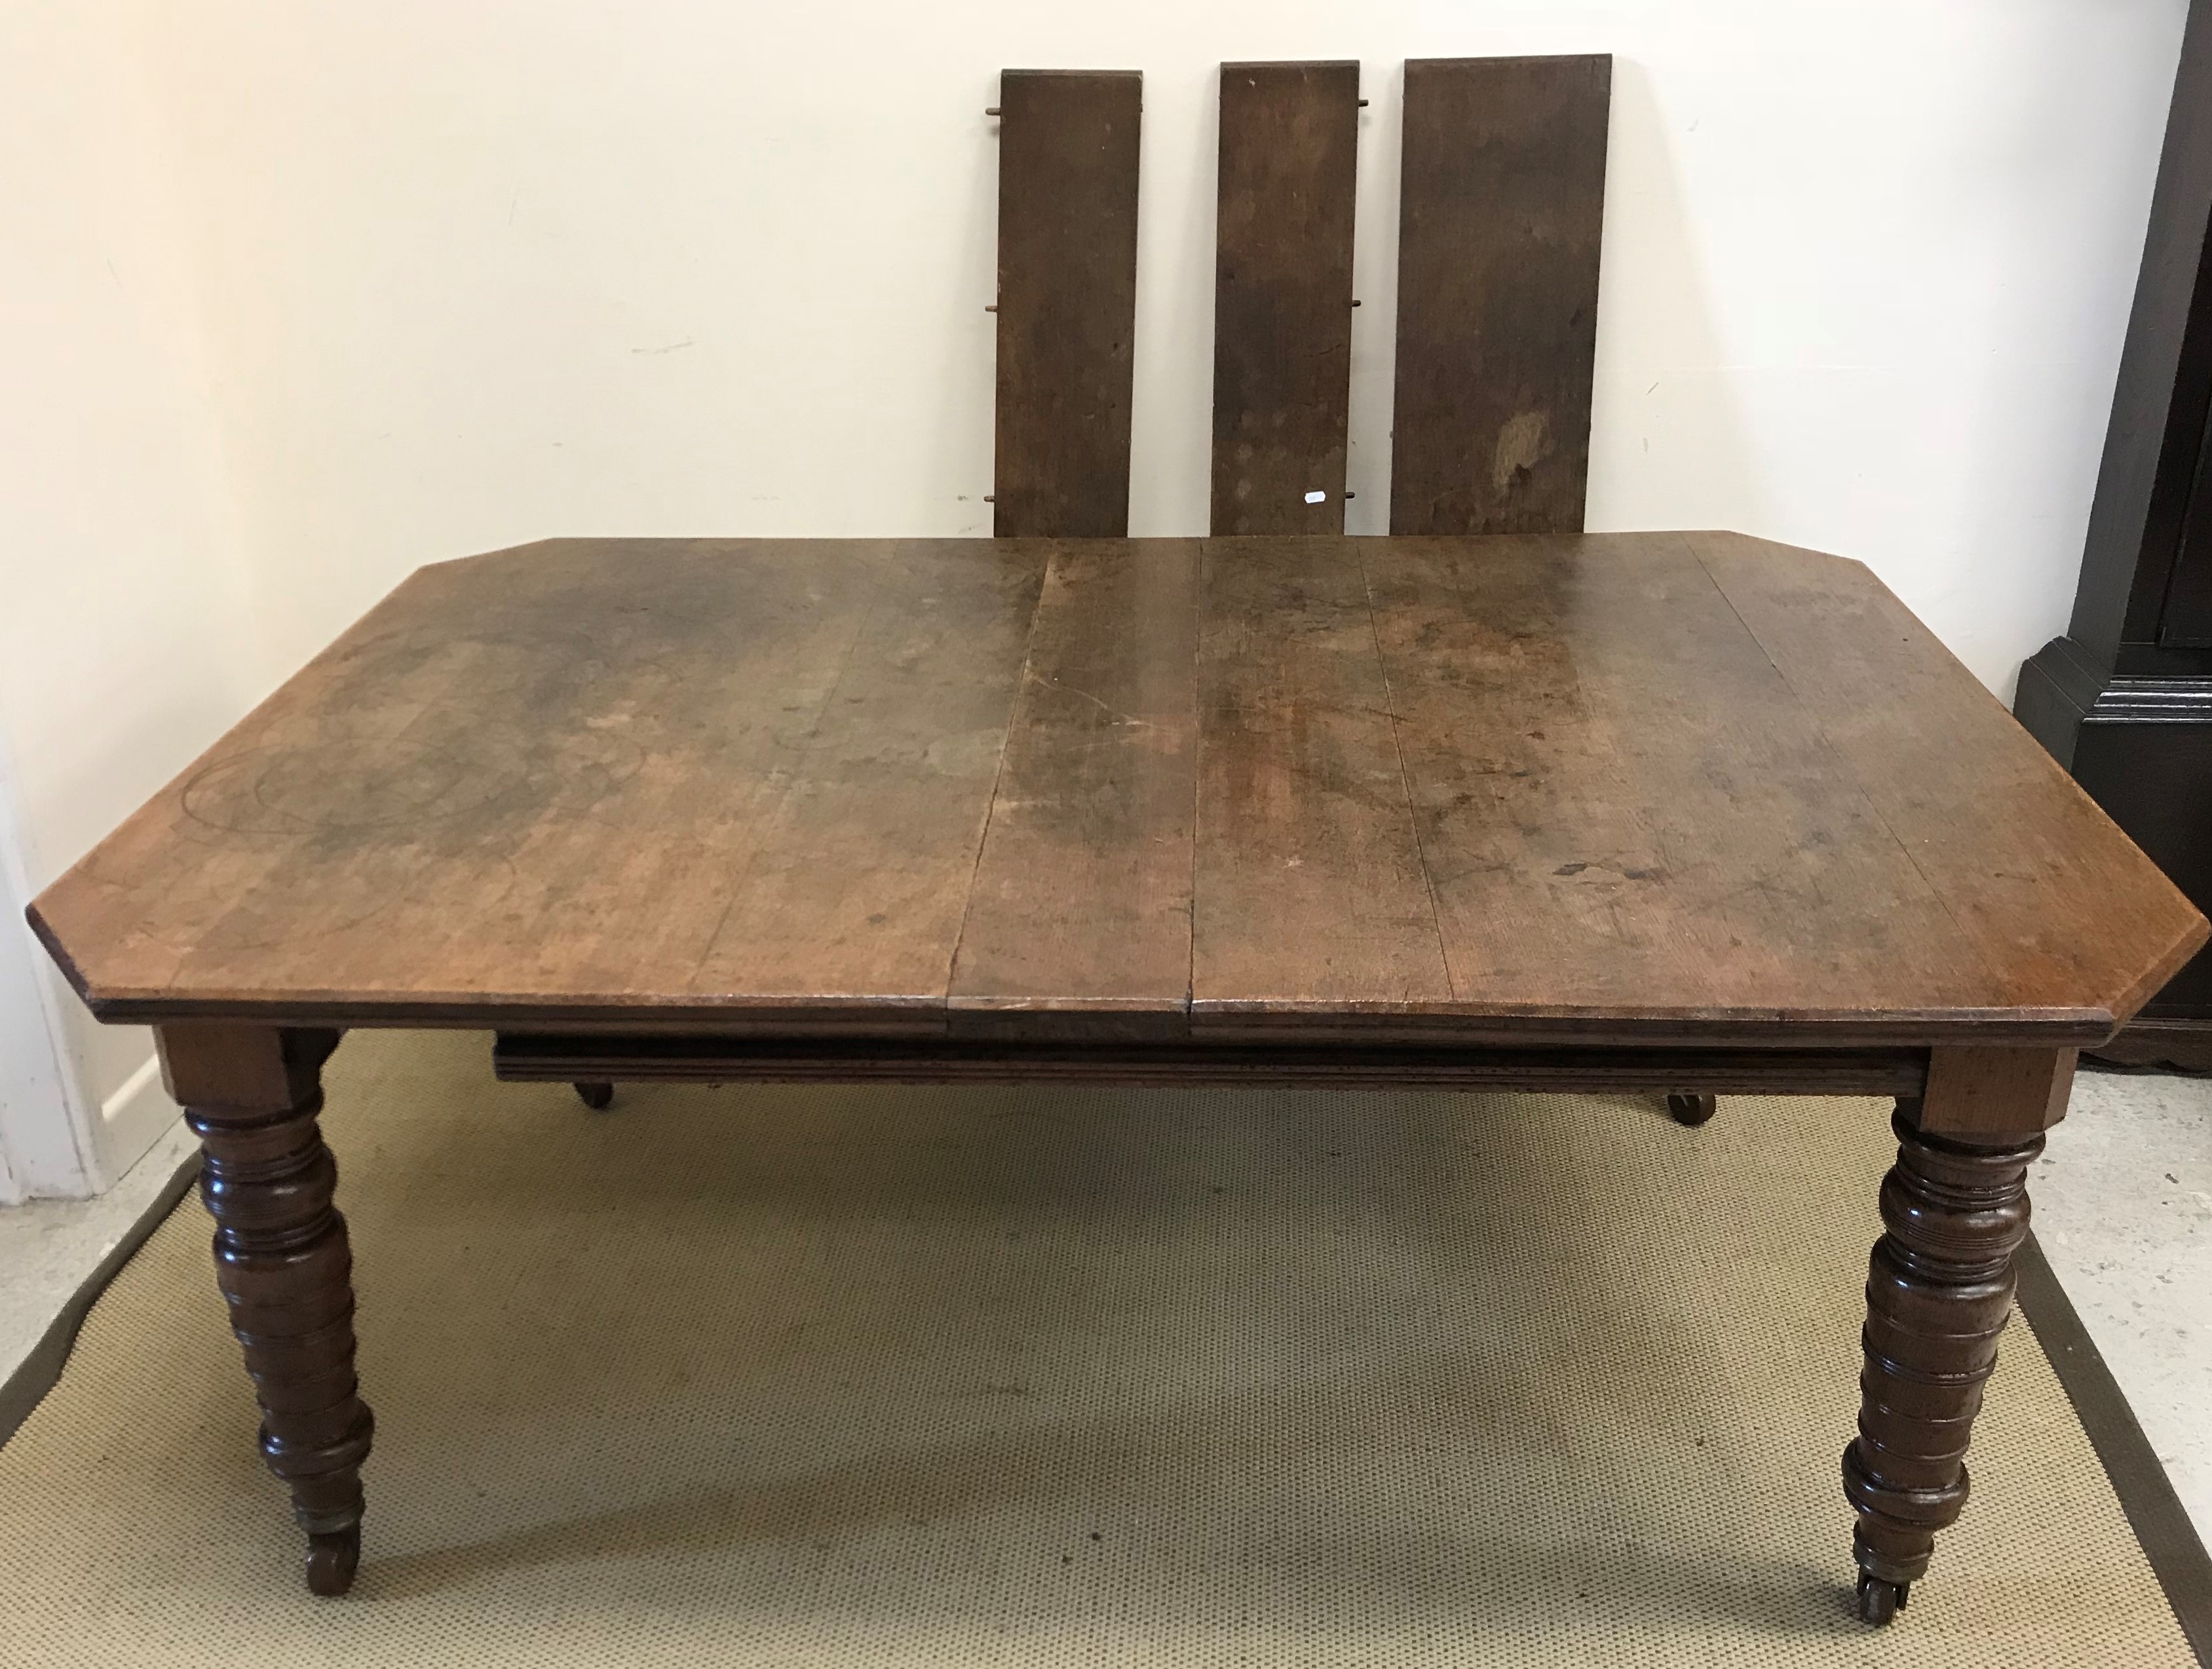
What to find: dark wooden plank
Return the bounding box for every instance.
[1211,60,1360,535]
[951,539,1200,1038]
[993,70,1141,538]
[1359,533,2008,1033]
[494,1032,1928,1096]
[1191,537,1452,1022]
[29,539,1046,1028]
[1688,529,2209,1026]
[1390,54,1610,536]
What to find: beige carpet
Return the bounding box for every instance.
[0,1031,2190,1667]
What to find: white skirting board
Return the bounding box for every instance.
[94,1052,181,1186]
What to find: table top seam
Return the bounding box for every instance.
[945,545,1059,1016]
[1352,535,1460,1003]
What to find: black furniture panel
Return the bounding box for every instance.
[2016,0,2212,1065]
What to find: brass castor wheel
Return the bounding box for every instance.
[1666,1092,1717,1127]
[1855,1573,1908,1625]
[305,1525,360,1596]
[573,1081,615,1111]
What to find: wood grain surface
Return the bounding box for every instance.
[1211,61,1361,535]
[1192,537,1453,1018]
[951,539,1200,1037]
[1360,533,1993,1027]
[1390,55,1611,536]
[993,70,1142,538]
[1688,530,2211,1022]
[29,534,2205,1045]
[1920,1045,2077,1136]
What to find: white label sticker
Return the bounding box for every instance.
[1304,489,1327,504]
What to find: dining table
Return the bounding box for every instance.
[26,528,2205,1622]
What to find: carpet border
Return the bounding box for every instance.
[2016,1229,2212,1666]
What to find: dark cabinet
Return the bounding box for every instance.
[2160,395,2212,644]
[2015,0,2212,1065]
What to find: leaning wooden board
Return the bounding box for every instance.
[1211,60,1362,535]
[31,534,2202,1046]
[1391,55,1611,535]
[992,71,1142,538]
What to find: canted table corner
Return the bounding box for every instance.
[28,531,2205,1621]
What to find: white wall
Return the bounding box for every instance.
[1,0,269,1192]
[122,0,2192,695]
[0,758,77,1204]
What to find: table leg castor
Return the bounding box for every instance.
[1856,1572,1908,1624]
[306,1526,362,1597]
[573,1081,615,1110]
[1666,1092,1717,1126]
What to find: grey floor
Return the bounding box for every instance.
[2035,1066,2212,1539]
[0,1114,199,1398]
[3,1075,2207,1546]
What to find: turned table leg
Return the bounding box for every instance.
[156,1024,374,1597]
[1842,1046,2072,1624]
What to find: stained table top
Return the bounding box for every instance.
[29,532,2205,1046]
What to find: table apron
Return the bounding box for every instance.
[491,1034,1929,1096]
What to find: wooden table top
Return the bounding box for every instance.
[29,531,2205,1047]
